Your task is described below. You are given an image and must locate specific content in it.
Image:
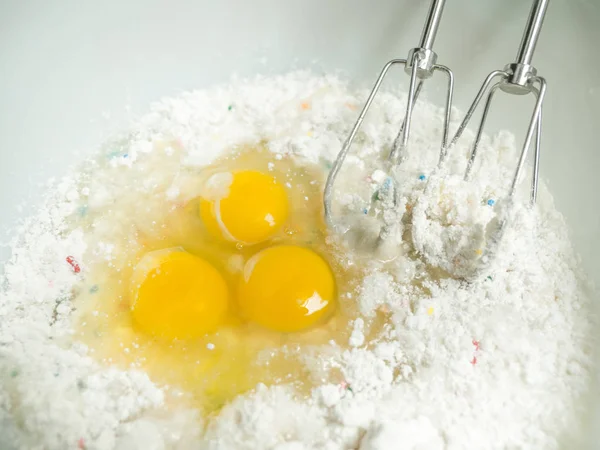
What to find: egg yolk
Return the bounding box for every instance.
[237,245,336,332]
[130,248,229,339]
[199,170,289,244]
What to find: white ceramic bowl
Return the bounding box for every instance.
[1,0,598,447]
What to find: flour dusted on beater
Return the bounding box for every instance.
[0,72,596,450]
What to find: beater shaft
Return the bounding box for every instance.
[515,0,549,66]
[418,0,446,50]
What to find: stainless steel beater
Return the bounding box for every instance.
[439,0,549,271]
[446,0,548,205]
[408,0,549,278]
[323,0,454,231]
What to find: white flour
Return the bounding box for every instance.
[0,72,597,450]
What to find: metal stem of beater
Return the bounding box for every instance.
[515,0,548,66]
[323,0,454,230]
[418,0,445,49]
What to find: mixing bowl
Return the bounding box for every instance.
[1,0,598,448]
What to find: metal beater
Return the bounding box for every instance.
[435,0,549,273]
[323,0,454,234]
[446,0,548,205]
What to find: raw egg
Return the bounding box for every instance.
[199,170,289,244]
[238,245,336,332]
[76,145,350,414]
[130,248,230,339]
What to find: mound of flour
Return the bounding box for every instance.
[0,72,597,450]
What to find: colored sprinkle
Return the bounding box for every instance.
[10,369,19,378]
[307,131,313,137]
[427,307,434,316]
[77,205,88,217]
[486,275,493,281]
[227,105,233,111]
[487,199,495,206]
[383,177,392,188]
[89,285,99,293]
[300,102,310,110]
[419,174,426,180]
[107,150,129,159]
[340,380,353,392]
[345,103,358,111]
[475,249,483,256]
[78,437,86,449]
[66,256,81,273]
[363,208,368,215]
[471,340,480,365]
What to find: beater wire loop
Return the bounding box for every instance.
[510,76,546,203]
[436,64,455,161]
[464,82,502,181]
[323,58,407,230]
[445,70,508,159]
[323,0,453,233]
[389,52,421,165]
